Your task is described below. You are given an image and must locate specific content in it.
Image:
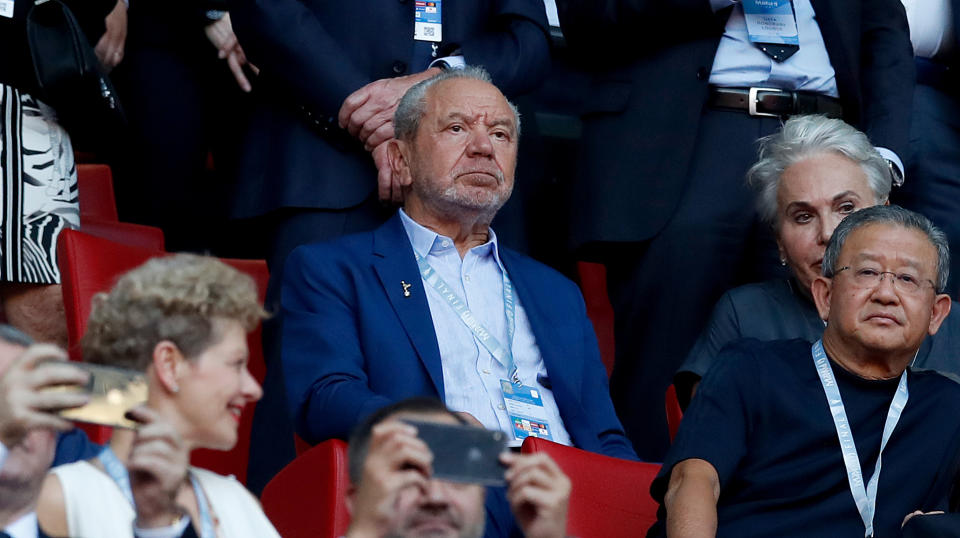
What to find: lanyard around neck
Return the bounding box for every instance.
[811,340,908,538]
[98,446,216,538]
[413,250,520,385]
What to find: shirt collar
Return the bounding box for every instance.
[5,511,38,538]
[398,209,506,270]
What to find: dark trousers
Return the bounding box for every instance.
[892,82,960,298]
[604,109,785,461]
[112,42,253,255]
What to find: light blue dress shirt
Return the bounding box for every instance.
[708,0,838,97]
[399,210,572,446]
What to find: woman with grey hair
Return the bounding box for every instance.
[674,115,960,408]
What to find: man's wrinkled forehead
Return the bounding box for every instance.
[423,79,516,130]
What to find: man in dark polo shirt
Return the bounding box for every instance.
[649,205,960,537]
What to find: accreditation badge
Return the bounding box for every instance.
[0,0,14,18]
[741,0,799,47]
[414,0,442,42]
[501,379,554,442]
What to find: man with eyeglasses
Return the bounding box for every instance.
[647,205,960,538]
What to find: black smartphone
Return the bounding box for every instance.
[44,362,148,429]
[404,419,509,486]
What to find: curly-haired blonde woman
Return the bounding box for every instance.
[36,254,279,538]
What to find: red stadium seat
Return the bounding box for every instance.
[56,229,269,483]
[521,437,662,537]
[79,218,165,251]
[576,261,615,377]
[77,164,119,221]
[261,439,352,538]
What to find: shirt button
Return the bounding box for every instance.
[464,275,471,282]
[441,240,450,247]
[498,404,506,410]
[482,369,490,374]
[392,61,407,75]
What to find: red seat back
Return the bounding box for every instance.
[261,439,352,538]
[576,261,615,377]
[77,164,119,221]
[521,437,661,537]
[56,229,270,483]
[79,218,165,251]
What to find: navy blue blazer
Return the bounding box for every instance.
[281,213,636,461]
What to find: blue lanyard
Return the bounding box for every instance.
[811,340,908,538]
[413,250,520,385]
[98,446,216,538]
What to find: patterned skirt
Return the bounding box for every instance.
[0,84,79,284]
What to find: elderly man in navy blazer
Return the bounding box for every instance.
[281,68,635,465]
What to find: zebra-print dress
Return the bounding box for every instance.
[0,84,79,284]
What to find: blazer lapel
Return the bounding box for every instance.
[500,250,582,398]
[372,214,445,395]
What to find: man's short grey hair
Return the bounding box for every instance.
[393,65,521,141]
[747,115,892,227]
[822,205,950,293]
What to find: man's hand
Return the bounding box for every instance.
[346,421,432,538]
[501,452,570,538]
[372,142,403,205]
[204,14,259,93]
[94,0,128,73]
[0,344,89,448]
[126,407,190,529]
[338,67,442,150]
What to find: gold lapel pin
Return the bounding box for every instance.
[401,280,412,297]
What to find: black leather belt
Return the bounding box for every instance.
[708,86,843,118]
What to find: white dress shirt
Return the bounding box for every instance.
[4,512,37,538]
[709,0,838,96]
[400,210,572,445]
[902,0,955,59]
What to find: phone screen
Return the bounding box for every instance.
[404,419,509,486]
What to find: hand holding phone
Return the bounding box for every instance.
[0,344,90,447]
[45,362,148,429]
[404,419,509,486]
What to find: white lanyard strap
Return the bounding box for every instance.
[413,251,520,385]
[811,340,908,538]
[98,446,216,538]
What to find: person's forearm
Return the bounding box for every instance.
[664,472,719,537]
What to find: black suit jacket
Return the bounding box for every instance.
[557,0,915,244]
[227,0,551,218]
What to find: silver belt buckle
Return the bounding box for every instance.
[748,87,782,118]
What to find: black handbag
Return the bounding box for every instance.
[25,0,125,140]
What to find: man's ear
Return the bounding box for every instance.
[927,293,953,336]
[811,276,832,322]
[388,138,413,188]
[151,340,185,395]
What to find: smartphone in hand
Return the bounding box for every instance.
[404,419,509,486]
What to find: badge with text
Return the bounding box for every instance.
[0,0,14,19]
[501,379,553,442]
[741,0,799,61]
[414,0,442,42]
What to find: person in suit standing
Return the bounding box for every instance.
[282,67,635,536]
[892,0,960,298]
[556,0,915,460]
[228,0,552,492]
